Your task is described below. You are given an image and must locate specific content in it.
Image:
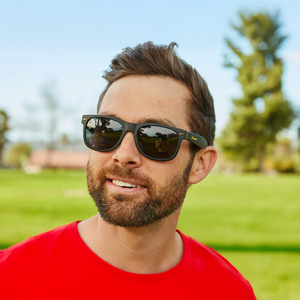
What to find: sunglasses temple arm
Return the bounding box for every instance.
[185,132,208,149]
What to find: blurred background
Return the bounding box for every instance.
[0,1,299,299]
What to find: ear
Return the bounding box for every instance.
[188,146,218,184]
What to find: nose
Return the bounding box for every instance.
[112,132,142,167]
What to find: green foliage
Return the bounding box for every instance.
[264,137,299,173]
[0,170,299,299]
[220,12,296,172]
[0,110,9,141]
[5,142,32,168]
[0,109,9,166]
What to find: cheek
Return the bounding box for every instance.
[89,150,111,166]
[149,161,183,187]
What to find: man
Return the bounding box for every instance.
[0,42,256,299]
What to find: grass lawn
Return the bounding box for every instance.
[0,169,299,299]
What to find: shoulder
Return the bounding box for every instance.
[179,232,256,299]
[0,222,80,298]
[183,233,236,269]
[0,222,78,272]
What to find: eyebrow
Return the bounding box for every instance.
[100,112,178,128]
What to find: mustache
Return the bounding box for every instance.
[87,163,153,188]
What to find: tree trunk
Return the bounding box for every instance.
[258,145,265,173]
[0,142,3,167]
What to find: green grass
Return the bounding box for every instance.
[0,169,299,300]
[0,169,96,247]
[178,173,300,300]
[179,173,299,248]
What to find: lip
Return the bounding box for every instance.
[107,179,147,194]
[107,177,147,187]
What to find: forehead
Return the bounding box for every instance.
[99,76,191,129]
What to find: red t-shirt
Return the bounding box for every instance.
[0,222,256,299]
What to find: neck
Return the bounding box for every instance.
[78,211,183,274]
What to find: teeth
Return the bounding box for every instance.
[112,179,142,188]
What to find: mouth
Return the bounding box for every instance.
[107,178,147,194]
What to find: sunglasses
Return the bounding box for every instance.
[81,115,208,161]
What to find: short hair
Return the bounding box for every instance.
[97,42,216,146]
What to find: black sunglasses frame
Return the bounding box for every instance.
[81,115,208,161]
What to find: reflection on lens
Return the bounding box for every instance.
[137,126,178,159]
[86,117,123,150]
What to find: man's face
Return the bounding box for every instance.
[87,76,195,227]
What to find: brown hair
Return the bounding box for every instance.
[97,42,216,146]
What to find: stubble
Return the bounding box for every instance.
[86,158,193,228]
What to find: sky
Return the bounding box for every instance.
[0,0,299,144]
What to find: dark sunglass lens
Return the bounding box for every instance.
[137,126,178,159]
[85,117,123,150]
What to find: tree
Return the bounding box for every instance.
[41,83,60,151]
[5,142,32,169]
[41,83,60,168]
[219,12,295,172]
[0,110,9,167]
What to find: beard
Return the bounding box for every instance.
[86,157,194,228]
